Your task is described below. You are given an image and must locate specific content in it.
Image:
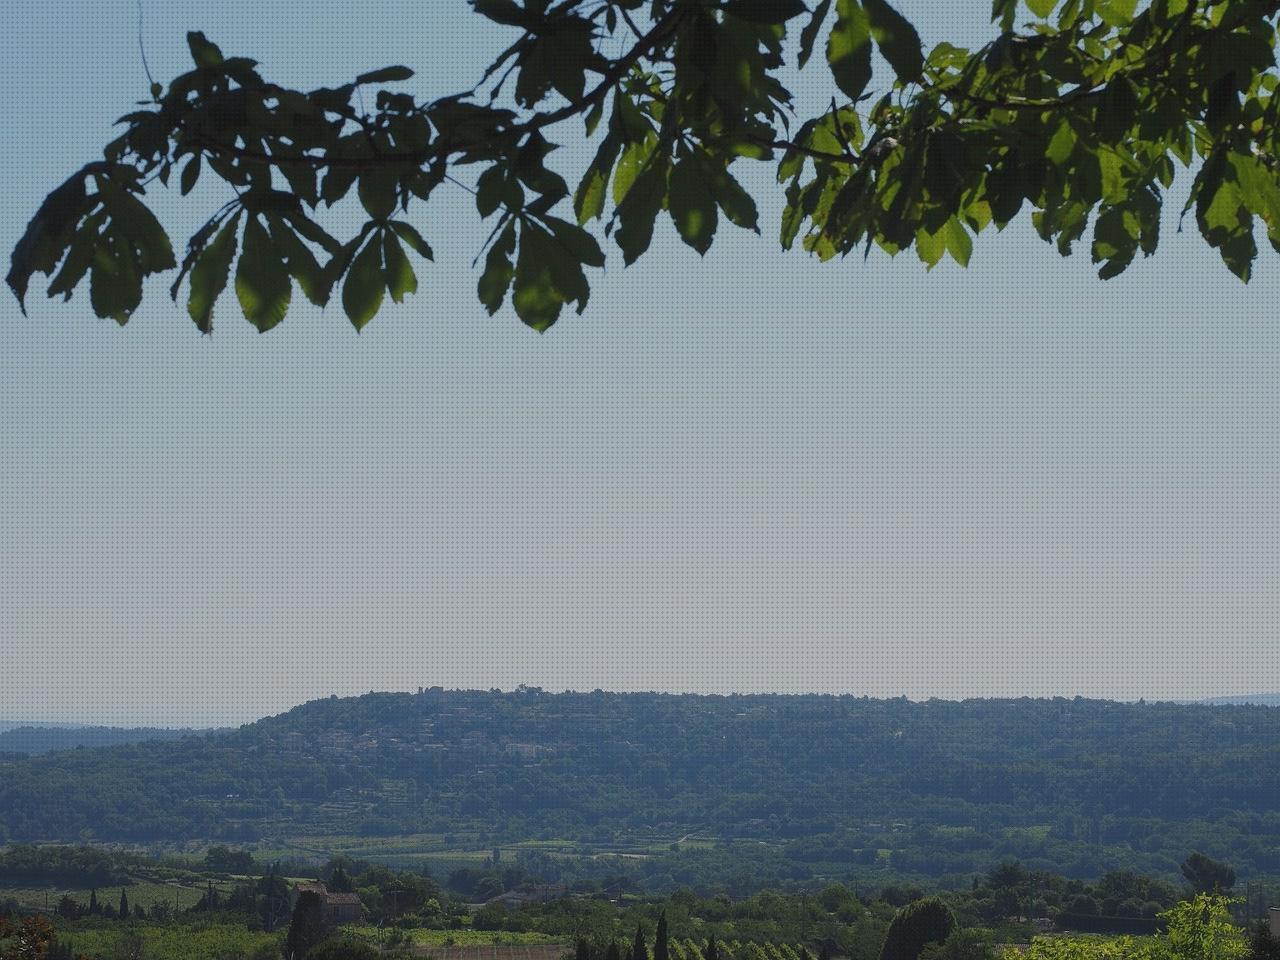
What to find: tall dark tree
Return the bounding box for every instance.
[605,941,622,960]
[285,890,326,960]
[706,938,720,960]
[631,923,647,960]
[1180,852,1236,894]
[576,938,591,960]
[118,889,128,921]
[654,913,669,960]
[329,866,353,893]
[87,889,99,916]
[879,897,957,960]
[260,865,290,931]
[1248,920,1280,960]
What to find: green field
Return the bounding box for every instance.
[344,927,563,947]
[260,832,703,873]
[0,880,233,913]
[60,920,282,960]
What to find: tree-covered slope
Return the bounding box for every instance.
[1,692,1278,881]
[0,726,206,756]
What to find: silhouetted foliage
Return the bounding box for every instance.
[878,897,957,960]
[1180,852,1236,894]
[285,890,326,960]
[11,2,1280,334]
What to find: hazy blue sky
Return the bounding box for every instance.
[1,1,1276,726]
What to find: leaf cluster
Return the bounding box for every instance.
[9,1,1280,334]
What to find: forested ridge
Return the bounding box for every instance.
[0,727,202,756]
[2,692,1278,883]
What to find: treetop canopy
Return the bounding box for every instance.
[8,0,1280,334]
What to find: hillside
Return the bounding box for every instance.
[1,691,1278,884]
[1201,694,1280,707]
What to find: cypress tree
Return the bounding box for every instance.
[88,889,99,915]
[285,890,326,960]
[606,942,622,960]
[706,938,720,960]
[631,924,647,960]
[654,914,669,960]
[119,888,129,920]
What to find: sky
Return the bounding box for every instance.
[1,1,1277,726]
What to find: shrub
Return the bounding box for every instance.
[879,899,958,960]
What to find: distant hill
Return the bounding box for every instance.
[2,691,1279,884]
[0,725,205,755]
[1200,693,1280,707]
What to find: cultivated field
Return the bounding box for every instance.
[416,944,570,960]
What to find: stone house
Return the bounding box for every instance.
[290,882,364,925]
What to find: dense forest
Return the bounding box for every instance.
[2,692,1279,886]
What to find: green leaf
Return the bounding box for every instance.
[389,221,434,260]
[575,134,620,224]
[1096,78,1138,143]
[321,166,359,207]
[358,168,399,220]
[7,165,102,315]
[612,141,650,206]
[187,213,240,334]
[98,181,176,275]
[864,0,923,84]
[512,222,564,332]
[798,0,833,69]
[942,216,973,266]
[538,224,591,314]
[472,0,528,28]
[382,231,417,304]
[575,167,609,226]
[267,214,328,306]
[89,243,141,325]
[1025,0,1056,16]
[235,216,292,333]
[707,165,760,233]
[287,214,343,256]
[187,31,224,68]
[478,219,517,315]
[355,65,414,85]
[476,165,506,218]
[342,233,386,331]
[541,216,606,268]
[723,0,808,23]
[46,211,104,302]
[1096,0,1137,27]
[180,155,202,196]
[668,156,719,255]
[1196,161,1255,282]
[827,0,873,102]
[614,162,667,266]
[584,99,604,137]
[1046,121,1076,167]
[915,223,946,268]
